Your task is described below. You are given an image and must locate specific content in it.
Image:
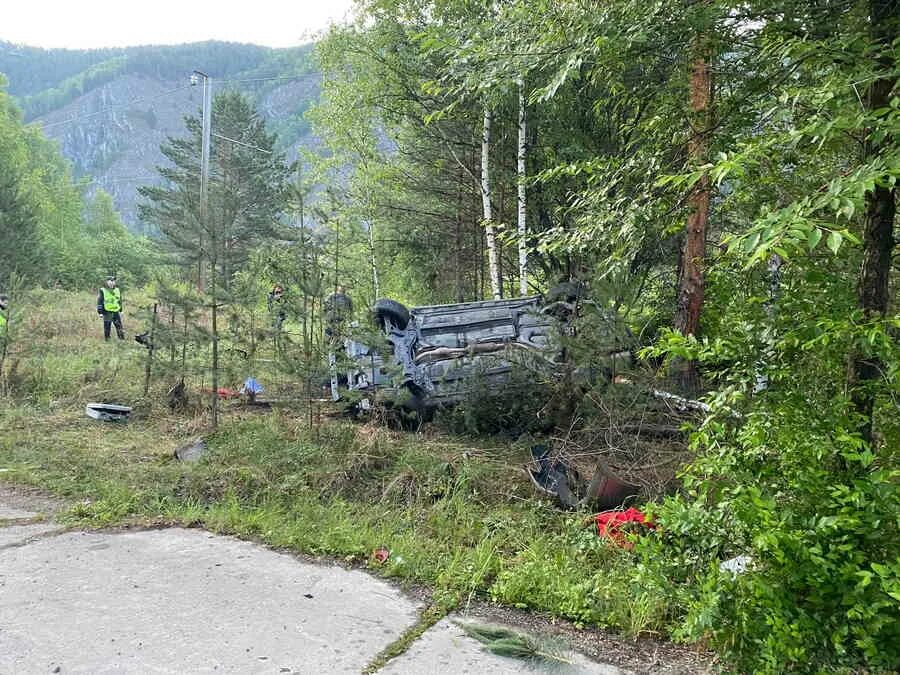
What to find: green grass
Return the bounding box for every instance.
[0,289,660,640]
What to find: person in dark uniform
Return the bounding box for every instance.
[97,276,125,341]
[267,284,287,331]
[324,285,353,340]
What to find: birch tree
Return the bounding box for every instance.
[481,106,502,299]
[517,77,528,296]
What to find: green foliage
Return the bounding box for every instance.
[435,358,555,436]
[138,90,291,284]
[0,79,154,287]
[1,2,897,672]
[0,108,44,277]
[456,622,570,664]
[19,56,128,120]
[310,1,899,672]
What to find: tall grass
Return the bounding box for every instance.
[0,290,667,639]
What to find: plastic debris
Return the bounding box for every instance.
[85,403,132,422]
[241,377,263,395]
[720,554,753,576]
[174,438,208,462]
[200,387,241,399]
[594,507,654,549]
[241,377,263,403]
[527,444,578,508]
[372,547,390,564]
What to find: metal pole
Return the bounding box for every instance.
[198,72,212,256]
[194,70,217,429]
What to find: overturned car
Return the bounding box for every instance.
[330,289,632,414]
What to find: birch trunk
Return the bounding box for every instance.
[368,221,380,298]
[517,78,528,296]
[481,107,501,299]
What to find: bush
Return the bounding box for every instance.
[435,357,556,436]
[629,392,900,673]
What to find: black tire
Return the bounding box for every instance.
[545,282,581,304]
[541,300,576,321]
[373,298,410,330]
[325,292,353,323]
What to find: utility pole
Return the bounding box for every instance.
[191,71,212,293]
[192,69,218,429]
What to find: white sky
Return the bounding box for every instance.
[1,0,356,49]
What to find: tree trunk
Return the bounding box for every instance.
[455,164,464,303]
[850,0,898,442]
[481,107,502,299]
[673,41,713,394]
[517,78,528,296]
[368,221,380,298]
[143,303,158,396]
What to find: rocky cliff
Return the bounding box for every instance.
[0,41,320,232]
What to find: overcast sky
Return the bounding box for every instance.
[1,0,356,49]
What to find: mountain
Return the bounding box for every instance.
[0,40,320,233]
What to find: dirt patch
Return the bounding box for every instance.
[0,483,66,518]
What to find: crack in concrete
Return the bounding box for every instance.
[0,525,70,551]
[362,604,449,674]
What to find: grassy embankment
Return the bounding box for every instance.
[0,290,664,635]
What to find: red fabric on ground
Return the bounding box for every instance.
[594,507,653,549]
[201,387,242,399]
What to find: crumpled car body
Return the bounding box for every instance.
[332,294,630,411]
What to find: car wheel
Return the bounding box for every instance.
[545,282,581,303]
[373,298,410,331]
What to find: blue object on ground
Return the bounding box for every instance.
[241,377,263,395]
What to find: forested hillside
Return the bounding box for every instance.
[0,2,897,673]
[0,40,319,230]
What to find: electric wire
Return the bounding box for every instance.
[35,83,195,129]
[215,74,313,84]
[33,74,313,130]
[28,73,309,194]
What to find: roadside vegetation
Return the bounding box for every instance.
[1,291,646,635]
[1,1,897,673]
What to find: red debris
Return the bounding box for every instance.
[594,508,654,549]
[372,547,390,564]
[200,387,242,399]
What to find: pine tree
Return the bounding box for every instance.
[138,90,291,288]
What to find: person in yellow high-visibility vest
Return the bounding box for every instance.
[0,293,8,342]
[96,276,125,341]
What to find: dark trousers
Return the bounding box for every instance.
[103,312,124,340]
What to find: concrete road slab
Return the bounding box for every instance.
[379,617,625,675]
[0,523,62,548]
[0,528,421,674]
[0,504,39,520]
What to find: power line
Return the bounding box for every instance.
[35,84,194,130]
[216,74,314,84]
[33,74,314,131]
